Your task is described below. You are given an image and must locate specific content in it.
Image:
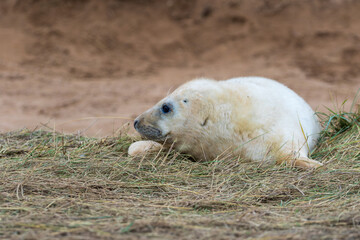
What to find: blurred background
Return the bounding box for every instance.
[0,0,359,136]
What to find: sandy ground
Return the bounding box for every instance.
[0,0,359,136]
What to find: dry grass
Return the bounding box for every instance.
[1,107,359,239]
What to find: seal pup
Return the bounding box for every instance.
[128,77,322,169]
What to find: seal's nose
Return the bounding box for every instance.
[134,120,139,129]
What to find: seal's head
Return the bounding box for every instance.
[133,79,218,150]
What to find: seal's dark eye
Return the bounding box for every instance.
[161,104,171,114]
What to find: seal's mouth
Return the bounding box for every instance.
[136,125,169,142]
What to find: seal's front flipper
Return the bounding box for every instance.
[292,157,323,169]
[128,140,163,157]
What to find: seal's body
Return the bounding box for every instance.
[129,77,322,168]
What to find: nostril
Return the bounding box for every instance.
[134,120,139,129]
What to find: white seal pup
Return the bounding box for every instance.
[128,77,322,169]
